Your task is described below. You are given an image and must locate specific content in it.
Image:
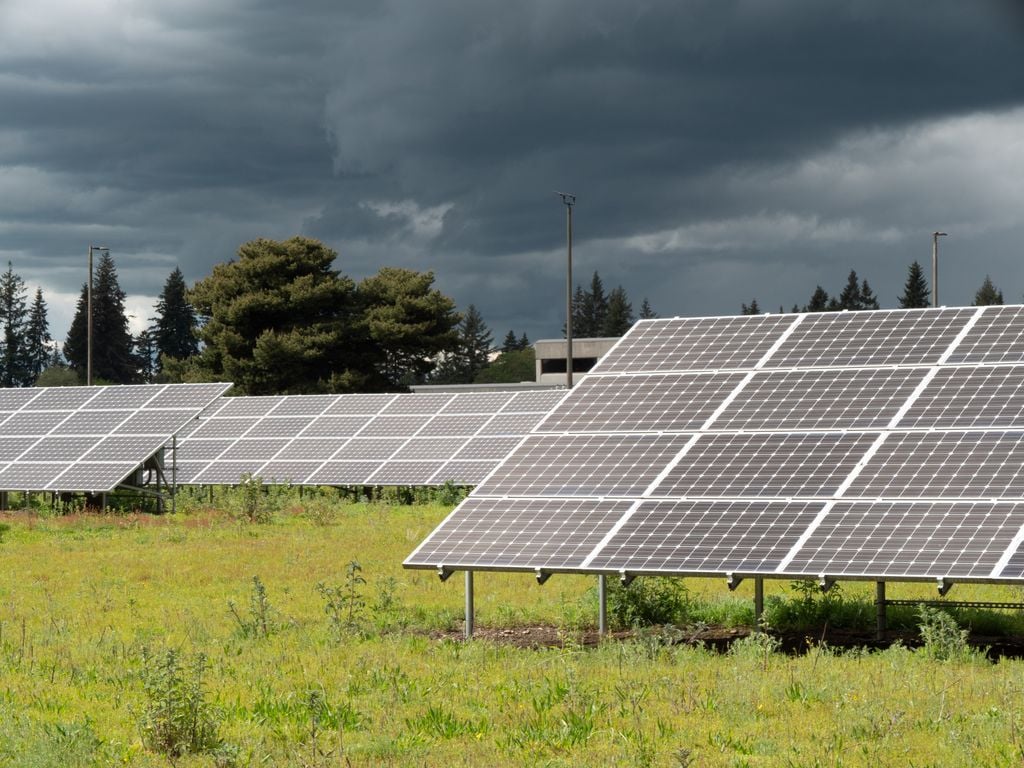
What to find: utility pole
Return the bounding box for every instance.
[931,232,947,308]
[558,192,575,388]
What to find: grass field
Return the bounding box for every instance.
[2,489,1024,766]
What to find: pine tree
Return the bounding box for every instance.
[860,279,879,310]
[23,288,52,383]
[898,261,931,308]
[804,286,830,312]
[517,332,530,350]
[432,305,493,384]
[586,272,608,335]
[740,299,761,315]
[0,262,30,387]
[153,267,199,370]
[63,252,138,383]
[973,275,1004,306]
[501,330,519,354]
[638,298,657,319]
[603,286,634,335]
[569,284,590,337]
[135,329,158,382]
[837,270,863,310]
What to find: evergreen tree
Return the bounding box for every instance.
[517,332,530,350]
[860,279,880,310]
[135,328,158,383]
[603,286,634,335]
[432,304,493,384]
[804,286,830,312]
[569,284,590,337]
[740,299,761,315]
[23,288,52,383]
[638,298,657,319]
[898,261,931,308]
[356,266,460,388]
[474,347,535,384]
[0,262,29,387]
[501,330,519,354]
[189,237,360,394]
[64,253,139,384]
[153,267,199,370]
[837,270,864,310]
[585,272,609,335]
[791,304,800,313]
[973,275,1004,306]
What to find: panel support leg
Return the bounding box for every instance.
[0,491,7,511]
[464,571,474,640]
[598,574,608,636]
[754,578,764,630]
[875,581,887,641]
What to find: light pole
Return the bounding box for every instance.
[931,232,947,308]
[557,192,575,389]
[87,245,109,385]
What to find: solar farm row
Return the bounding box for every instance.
[406,306,1024,585]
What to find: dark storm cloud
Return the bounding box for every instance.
[1,0,1023,343]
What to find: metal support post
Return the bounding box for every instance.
[875,581,887,641]
[754,578,764,629]
[464,571,474,640]
[558,192,576,389]
[598,574,608,635]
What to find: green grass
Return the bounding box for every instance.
[1,494,1024,766]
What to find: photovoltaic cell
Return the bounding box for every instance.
[898,367,1024,429]
[589,500,824,573]
[946,306,1024,364]
[592,315,792,374]
[405,497,634,570]
[786,501,1024,579]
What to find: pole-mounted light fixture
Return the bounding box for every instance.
[557,192,575,389]
[931,232,947,308]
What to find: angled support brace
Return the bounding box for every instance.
[619,570,636,587]
[937,578,953,597]
[437,566,454,582]
[818,575,836,593]
[535,569,552,585]
[726,573,743,591]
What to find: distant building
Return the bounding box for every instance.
[533,337,618,385]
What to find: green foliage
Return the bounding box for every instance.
[32,365,80,387]
[228,575,282,639]
[638,297,657,319]
[138,648,225,758]
[232,473,274,523]
[604,285,634,335]
[474,347,535,384]
[804,285,830,312]
[763,580,874,631]
[434,480,468,506]
[357,266,460,387]
[189,237,359,394]
[916,606,978,662]
[0,261,30,387]
[607,577,692,629]
[740,298,761,315]
[24,288,52,385]
[432,304,493,384]
[153,267,200,368]
[64,252,138,384]
[898,260,931,308]
[317,561,368,636]
[973,274,1005,306]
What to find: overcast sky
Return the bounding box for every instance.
[2,1,1023,345]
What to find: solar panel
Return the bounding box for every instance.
[0,383,230,492]
[172,389,564,486]
[406,306,1024,586]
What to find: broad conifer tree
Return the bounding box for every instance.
[64,252,137,383]
[23,287,52,383]
[973,275,1004,306]
[898,261,931,308]
[153,267,199,370]
[0,262,29,387]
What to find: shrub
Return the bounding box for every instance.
[227,575,281,639]
[607,577,691,629]
[138,648,224,758]
[232,473,273,523]
[917,606,978,662]
[317,561,367,636]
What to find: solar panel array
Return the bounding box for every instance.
[171,390,565,486]
[406,306,1024,585]
[0,383,230,492]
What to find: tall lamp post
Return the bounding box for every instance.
[931,232,947,308]
[87,245,109,385]
[557,192,575,389]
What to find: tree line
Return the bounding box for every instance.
[742,262,1007,315]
